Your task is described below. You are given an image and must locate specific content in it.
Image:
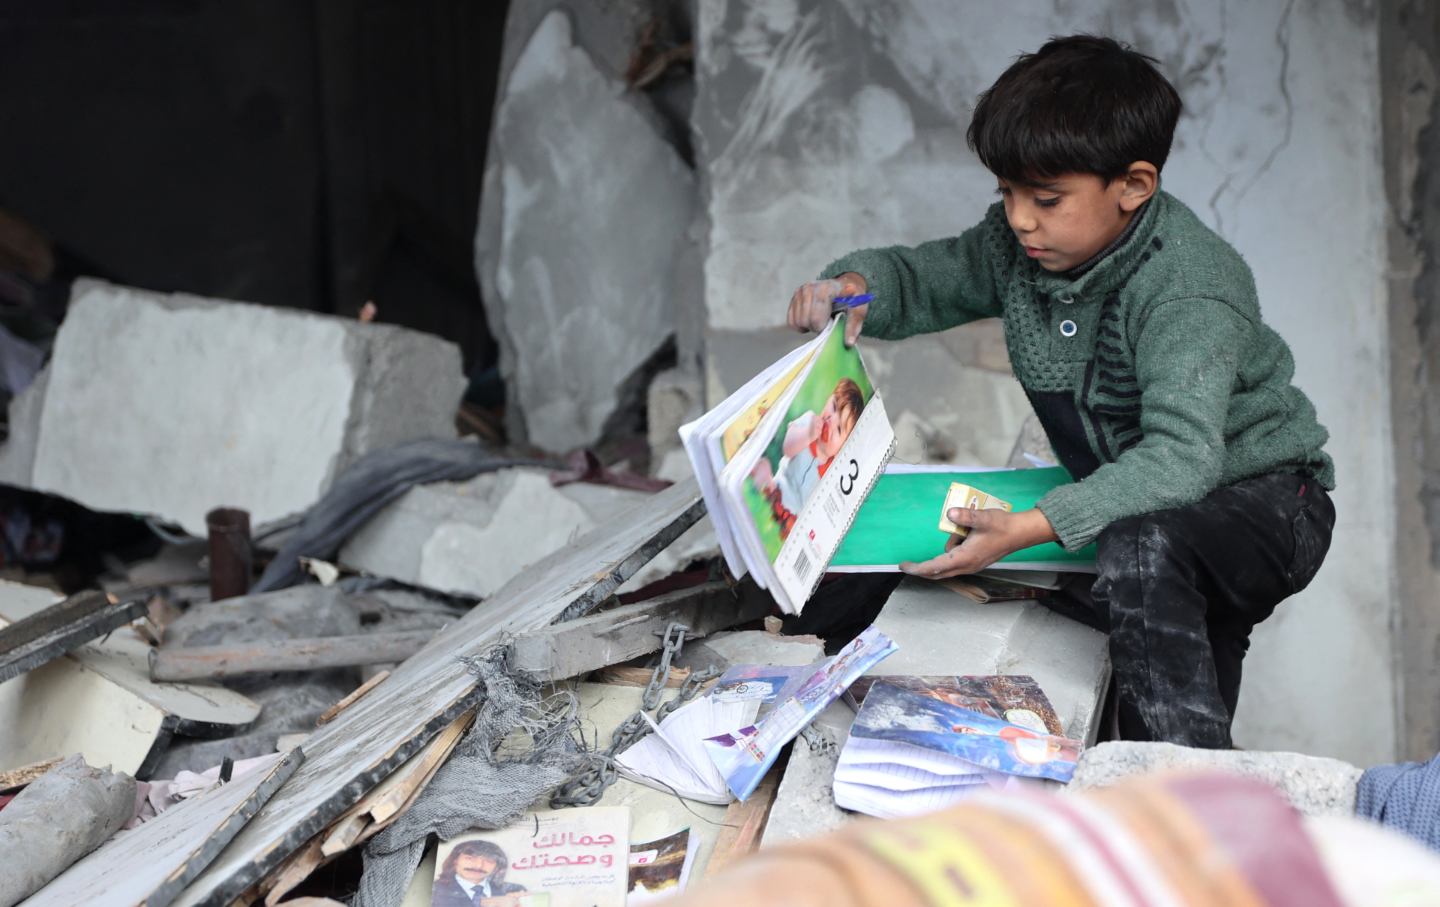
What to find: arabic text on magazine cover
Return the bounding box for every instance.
[852,682,1082,783]
[431,807,629,907]
[701,626,897,800]
[737,318,894,607]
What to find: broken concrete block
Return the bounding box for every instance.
[647,367,702,462]
[673,630,822,674]
[760,700,852,848]
[29,279,465,535]
[340,468,718,599]
[0,754,136,907]
[162,586,363,648]
[0,365,45,488]
[1069,741,1364,817]
[477,11,695,452]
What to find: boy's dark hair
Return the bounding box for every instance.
[967,35,1182,183]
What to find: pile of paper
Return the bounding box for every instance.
[679,317,895,613]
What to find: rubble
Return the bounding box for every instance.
[1070,741,1364,816]
[0,754,136,907]
[478,10,695,452]
[339,467,718,598]
[23,751,301,907]
[24,279,465,535]
[0,581,261,778]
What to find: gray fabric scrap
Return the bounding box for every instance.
[350,648,584,907]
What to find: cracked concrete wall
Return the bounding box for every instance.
[699,0,1397,763]
[1381,0,1440,761]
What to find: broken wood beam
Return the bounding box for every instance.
[169,478,703,907]
[315,670,390,726]
[0,590,146,683]
[150,632,435,682]
[509,580,771,680]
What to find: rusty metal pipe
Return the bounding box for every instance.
[206,507,252,601]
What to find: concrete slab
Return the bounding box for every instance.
[647,367,703,463]
[340,468,718,599]
[673,630,822,673]
[30,279,464,535]
[0,365,46,488]
[1069,741,1363,817]
[479,11,695,452]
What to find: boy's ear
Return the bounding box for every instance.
[1118,161,1159,212]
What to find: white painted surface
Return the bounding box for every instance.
[30,279,463,536]
[698,1,1395,762]
[0,587,166,775]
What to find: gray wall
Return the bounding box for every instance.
[696,0,1401,763]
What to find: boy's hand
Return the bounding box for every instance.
[900,508,1058,579]
[788,273,868,346]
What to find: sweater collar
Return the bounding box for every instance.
[1026,191,1167,301]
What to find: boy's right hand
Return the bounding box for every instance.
[787,273,868,346]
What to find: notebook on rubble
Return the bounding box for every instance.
[833,681,1082,820]
[679,315,895,614]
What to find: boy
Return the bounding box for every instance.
[786,35,1335,749]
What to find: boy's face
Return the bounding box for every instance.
[997,173,1137,272]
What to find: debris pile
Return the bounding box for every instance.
[2,4,1431,907]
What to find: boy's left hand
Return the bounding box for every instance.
[900,508,1058,579]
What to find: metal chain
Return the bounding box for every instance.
[550,623,720,808]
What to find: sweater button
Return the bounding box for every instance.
[1056,294,1075,304]
[1059,319,1078,337]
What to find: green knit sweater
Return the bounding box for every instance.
[821,190,1335,550]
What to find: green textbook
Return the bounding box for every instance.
[830,465,1097,572]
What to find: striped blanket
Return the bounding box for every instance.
[676,773,1348,907]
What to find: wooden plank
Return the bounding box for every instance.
[595,665,693,689]
[0,590,146,683]
[316,670,390,726]
[318,708,472,857]
[0,756,61,791]
[509,580,770,680]
[171,478,704,907]
[150,632,434,682]
[25,749,304,907]
[0,582,261,739]
[704,762,784,879]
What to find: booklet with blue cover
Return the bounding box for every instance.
[701,626,897,800]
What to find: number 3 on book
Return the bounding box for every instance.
[840,458,859,495]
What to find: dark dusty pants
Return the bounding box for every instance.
[1042,472,1336,749]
